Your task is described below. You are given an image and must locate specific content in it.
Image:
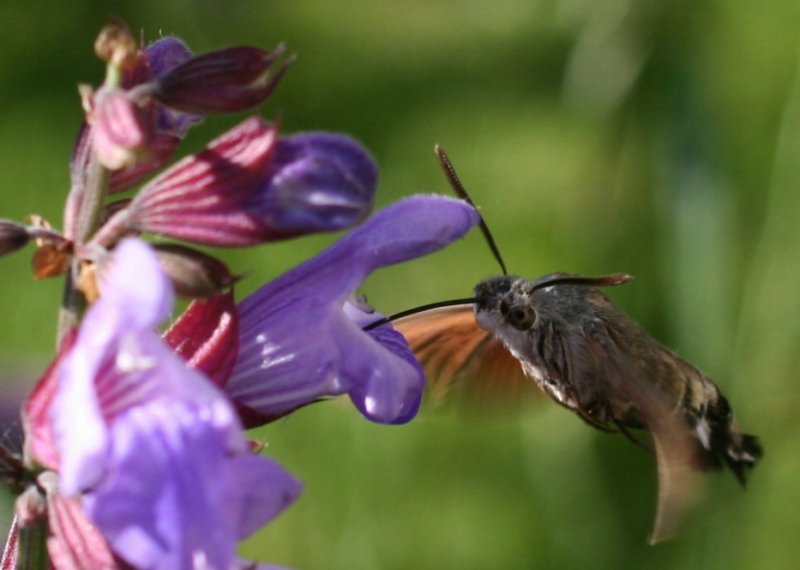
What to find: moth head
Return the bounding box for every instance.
[474,276,538,332]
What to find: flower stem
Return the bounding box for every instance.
[56,64,118,344]
[56,154,110,344]
[14,524,48,570]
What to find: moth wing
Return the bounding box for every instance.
[578,321,702,544]
[393,305,537,408]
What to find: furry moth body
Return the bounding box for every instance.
[389,146,762,543]
[395,271,762,542]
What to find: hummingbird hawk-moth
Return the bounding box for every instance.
[380,146,763,543]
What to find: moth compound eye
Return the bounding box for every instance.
[505,305,536,330]
[494,279,512,294]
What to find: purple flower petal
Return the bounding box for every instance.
[130,36,202,137]
[51,238,300,569]
[145,37,193,79]
[251,133,376,236]
[84,401,300,570]
[225,195,479,425]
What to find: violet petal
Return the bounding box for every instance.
[130,36,202,137]
[145,36,193,79]
[251,133,377,236]
[84,401,298,570]
[51,239,298,569]
[225,195,479,425]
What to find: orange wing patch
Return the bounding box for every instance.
[393,305,539,408]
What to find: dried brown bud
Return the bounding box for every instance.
[94,19,138,69]
[154,244,237,298]
[77,260,101,303]
[32,242,72,279]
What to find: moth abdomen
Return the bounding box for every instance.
[688,395,763,486]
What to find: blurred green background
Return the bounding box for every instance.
[1,0,799,568]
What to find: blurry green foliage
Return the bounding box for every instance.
[2,0,800,568]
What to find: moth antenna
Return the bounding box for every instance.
[531,273,634,292]
[363,297,476,331]
[435,145,508,276]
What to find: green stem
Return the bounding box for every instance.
[55,61,119,345]
[55,154,109,345]
[14,525,48,570]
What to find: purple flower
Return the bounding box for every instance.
[121,117,377,247]
[255,132,377,236]
[225,195,479,426]
[50,238,301,570]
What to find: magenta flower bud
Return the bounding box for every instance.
[91,89,153,170]
[149,45,293,114]
[66,36,200,225]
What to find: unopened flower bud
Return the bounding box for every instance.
[150,45,294,114]
[0,219,31,256]
[92,89,153,170]
[154,243,237,298]
[94,19,138,69]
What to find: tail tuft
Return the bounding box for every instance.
[690,395,762,486]
[723,432,763,486]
